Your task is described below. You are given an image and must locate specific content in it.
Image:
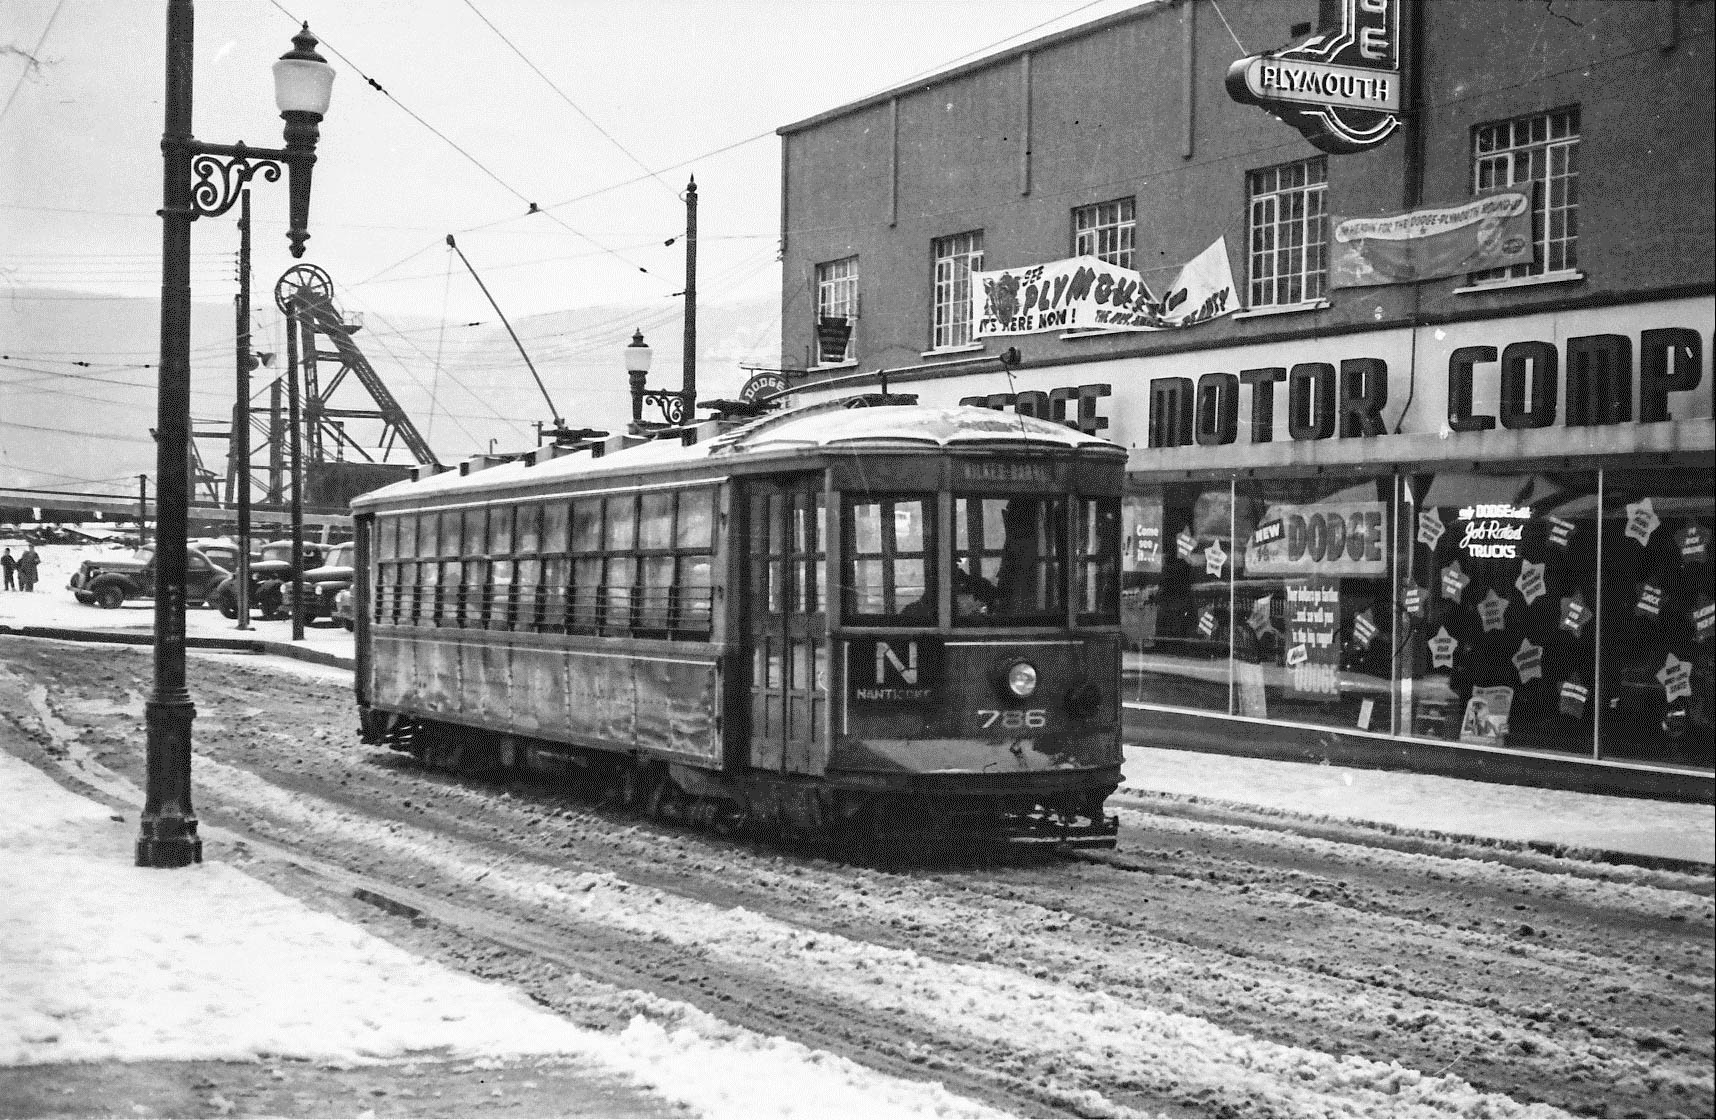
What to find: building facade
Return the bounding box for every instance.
[776,0,1714,793]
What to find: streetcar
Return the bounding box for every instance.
[349,399,1126,846]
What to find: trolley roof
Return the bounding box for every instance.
[351,402,1125,511]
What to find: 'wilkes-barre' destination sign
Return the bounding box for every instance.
[1226,0,1403,154]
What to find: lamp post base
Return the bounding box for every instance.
[136,697,202,868]
[136,823,203,868]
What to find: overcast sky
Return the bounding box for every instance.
[2,0,1147,329]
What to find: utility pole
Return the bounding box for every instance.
[138,474,148,547]
[285,294,306,642]
[682,176,698,415]
[232,189,253,628]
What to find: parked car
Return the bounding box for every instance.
[209,539,327,620]
[284,541,355,625]
[68,545,233,610]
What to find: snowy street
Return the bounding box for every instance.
[0,632,1710,1118]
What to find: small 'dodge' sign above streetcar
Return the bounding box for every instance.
[848,637,943,705]
[1226,0,1403,155]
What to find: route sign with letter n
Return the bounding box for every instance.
[847,637,943,705]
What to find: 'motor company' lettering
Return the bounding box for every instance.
[1147,326,1705,449]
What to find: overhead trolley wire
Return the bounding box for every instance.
[0,0,64,124]
[459,0,679,200]
[265,0,669,287]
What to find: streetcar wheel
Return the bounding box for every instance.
[644,770,685,823]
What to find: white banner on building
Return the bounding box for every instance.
[974,238,1238,338]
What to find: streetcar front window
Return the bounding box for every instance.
[1078,497,1121,623]
[843,495,934,623]
[954,495,1065,624]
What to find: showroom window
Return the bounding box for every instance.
[1122,463,1712,774]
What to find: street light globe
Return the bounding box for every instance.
[273,23,335,118]
[624,329,653,374]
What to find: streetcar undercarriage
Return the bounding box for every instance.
[365,711,1119,849]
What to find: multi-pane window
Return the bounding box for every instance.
[563,488,716,637]
[845,495,934,621]
[372,490,715,639]
[931,231,983,350]
[954,496,1066,624]
[1076,498,1120,622]
[1246,157,1328,307]
[540,502,569,630]
[568,499,606,632]
[1073,198,1136,269]
[1472,107,1579,281]
[815,256,858,364]
[633,488,717,634]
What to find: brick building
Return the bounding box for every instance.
[775,0,1714,793]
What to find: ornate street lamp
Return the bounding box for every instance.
[139,0,335,868]
[624,329,667,424]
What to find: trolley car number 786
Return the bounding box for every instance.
[977,709,1048,730]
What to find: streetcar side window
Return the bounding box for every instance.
[676,488,717,636]
[430,513,454,625]
[461,508,486,628]
[513,503,541,630]
[569,498,603,632]
[636,491,675,630]
[488,506,514,630]
[395,515,418,625]
[1077,497,1120,623]
[603,495,638,632]
[954,496,1066,624]
[639,488,719,637]
[373,516,396,625]
[541,501,569,632]
[843,495,934,623]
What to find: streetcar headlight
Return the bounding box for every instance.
[1006,661,1039,699]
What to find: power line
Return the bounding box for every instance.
[265,0,669,286]
[459,0,678,199]
[0,0,64,124]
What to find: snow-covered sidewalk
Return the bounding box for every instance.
[0,749,1001,1119]
[1120,745,1715,866]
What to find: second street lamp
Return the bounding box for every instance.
[139,0,335,868]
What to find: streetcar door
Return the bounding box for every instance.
[742,476,828,774]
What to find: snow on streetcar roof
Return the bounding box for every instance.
[353,402,1120,508]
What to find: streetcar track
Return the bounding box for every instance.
[4,638,1712,1118]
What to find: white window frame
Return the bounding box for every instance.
[814,256,858,366]
[1470,107,1580,283]
[1073,197,1136,269]
[1246,157,1328,308]
[931,230,984,351]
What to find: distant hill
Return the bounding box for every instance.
[0,287,780,498]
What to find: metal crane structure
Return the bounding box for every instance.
[215,264,441,510]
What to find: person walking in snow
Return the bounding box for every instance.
[17,546,40,592]
[1,548,15,591]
